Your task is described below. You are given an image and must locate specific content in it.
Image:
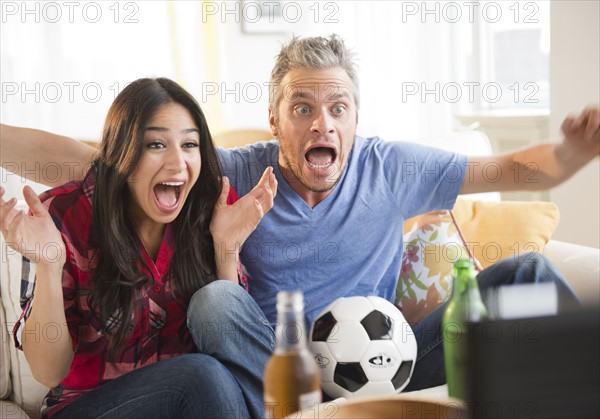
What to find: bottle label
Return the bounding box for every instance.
[264,405,273,419]
[264,391,322,419]
[298,390,322,411]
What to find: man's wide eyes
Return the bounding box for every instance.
[332,106,345,115]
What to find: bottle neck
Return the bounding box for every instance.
[451,271,480,297]
[451,264,488,321]
[274,308,307,353]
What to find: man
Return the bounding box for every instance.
[1,35,599,394]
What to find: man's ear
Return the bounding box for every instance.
[268,107,278,137]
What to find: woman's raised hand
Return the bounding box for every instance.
[210,166,278,250]
[0,186,65,267]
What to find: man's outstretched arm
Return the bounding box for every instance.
[460,106,600,194]
[1,124,96,187]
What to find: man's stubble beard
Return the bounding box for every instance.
[277,133,352,194]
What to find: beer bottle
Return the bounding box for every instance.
[442,259,488,400]
[264,291,321,419]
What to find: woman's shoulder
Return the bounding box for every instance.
[39,179,84,204]
[41,169,95,233]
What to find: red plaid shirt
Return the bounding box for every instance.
[13,168,243,417]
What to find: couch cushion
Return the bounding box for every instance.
[0,219,48,419]
[1,287,11,399]
[543,240,600,305]
[0,400,30,418]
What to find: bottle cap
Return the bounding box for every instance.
[454,259,474,270]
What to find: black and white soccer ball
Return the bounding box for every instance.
[308,296,417,399]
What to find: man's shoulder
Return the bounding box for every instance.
[354,135,457,159]
[353,135,409,152]
[352,135,406,160]
[218,140,279,170]
[218,140,278,157]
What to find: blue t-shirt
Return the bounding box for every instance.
[218,136,467,325]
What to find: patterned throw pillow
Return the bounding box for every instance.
[395,210,479,326]
[396,199,560,326]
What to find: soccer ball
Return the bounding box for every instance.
[308,296,417,399]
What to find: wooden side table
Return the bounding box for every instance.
[287,394,465,419]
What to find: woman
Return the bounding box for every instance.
[0,78,277,418]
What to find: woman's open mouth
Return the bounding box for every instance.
[153,181,184,212]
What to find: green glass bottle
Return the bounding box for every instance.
[442,259,488,400]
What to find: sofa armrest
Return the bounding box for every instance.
[544,240,600,305]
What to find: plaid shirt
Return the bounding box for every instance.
[13,168,243,417]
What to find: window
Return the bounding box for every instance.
[454,0,550,113]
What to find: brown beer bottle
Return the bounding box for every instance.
[264,291,321,419]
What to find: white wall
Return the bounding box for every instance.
[549,1,600,248]
[212,3,358,134]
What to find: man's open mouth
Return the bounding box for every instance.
[305,146,337,169]
[153,181,184,210]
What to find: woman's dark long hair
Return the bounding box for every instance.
[88,78,222,354]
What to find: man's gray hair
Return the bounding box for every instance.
[269,34,359,122]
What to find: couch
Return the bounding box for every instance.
[2,132,599,418]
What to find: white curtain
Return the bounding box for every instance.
[350,1,461,141]
[0,1,222,140]
[1,1,463,142]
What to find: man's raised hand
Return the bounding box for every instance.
[561,105,600,158]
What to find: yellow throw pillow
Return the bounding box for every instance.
[451,198,560,269]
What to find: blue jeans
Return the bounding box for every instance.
[404,252,580,391]
[54,354,249,419]
[186,280,275,418]
[56,280,274,419]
